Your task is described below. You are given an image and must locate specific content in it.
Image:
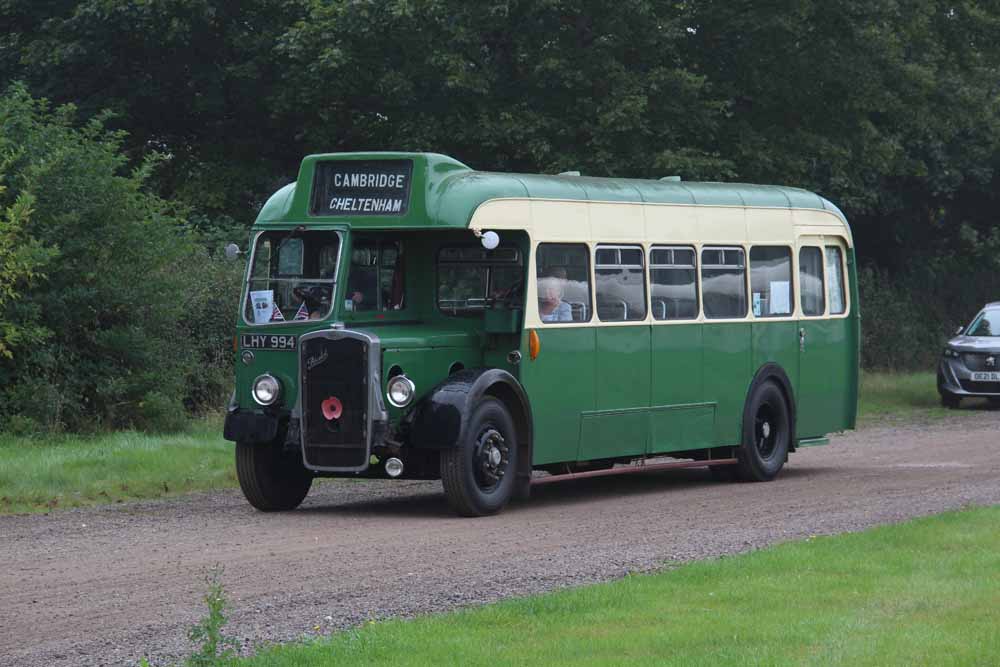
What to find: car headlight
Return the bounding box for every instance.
[252,374,281,406]
[386,375,416,408]
[943,348,960,359]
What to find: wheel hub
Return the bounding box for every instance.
[475,428,508,488]
[761,421,771,439]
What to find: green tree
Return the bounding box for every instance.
[0,84,238,432]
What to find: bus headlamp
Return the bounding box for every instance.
[386,375,416,408]
[252,374,281,406]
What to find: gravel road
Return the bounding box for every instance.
[1,410,998,667]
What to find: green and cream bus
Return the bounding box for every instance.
[224,152,858,516]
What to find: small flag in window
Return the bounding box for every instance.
[294,302,309,320]
[270,303,285,321]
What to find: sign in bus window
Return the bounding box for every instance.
[596,245,646,322]
[701,247,747,319]
[650,246,698,320]
[826,246,846,314]
[750,246,792,317]
[799,247,825,316]
[536,244,591,323]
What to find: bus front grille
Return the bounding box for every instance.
[300,335,369,470]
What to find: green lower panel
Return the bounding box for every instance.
[521,327,596,465]
[649,403,715,454]
[702,323,752,446]
[579,408,647,460]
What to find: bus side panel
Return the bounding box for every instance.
[649,322,714,453]
[751,320,800,410]
[521,326,596,465]
[577,325,651,460]
[702,322,752,445]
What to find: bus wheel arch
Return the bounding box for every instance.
[747,363,797,452]
[737,365,795,482]
[406,368,533,502]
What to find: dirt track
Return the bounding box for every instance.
[2,410,999,667]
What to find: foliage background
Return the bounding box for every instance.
[1,0,999,431]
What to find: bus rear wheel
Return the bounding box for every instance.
[736,380,791,482]
[236,439,313,511]
[440,397,518,517]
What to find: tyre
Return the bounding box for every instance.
[736,380,791,482]
[940,393,961,409]
[236,439,313,511]
[440,397,518,517]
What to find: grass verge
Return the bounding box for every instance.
[231,506,1000,667]
[857,370,991,423]
[0,417,235,514]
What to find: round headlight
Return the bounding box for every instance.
[386,375,416,408]
[252,374,281,406]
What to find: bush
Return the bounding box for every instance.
[0,84,240,433]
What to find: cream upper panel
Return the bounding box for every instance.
[470,198,852,248]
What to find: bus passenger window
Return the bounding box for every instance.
[799,247,825,316]
[536,244,591,323]
[701,247,747,319]
[595,246,646,322]
[749,246,793,317]
[437,246,523,314]
[650,246,697,320]
[826,246,846,314]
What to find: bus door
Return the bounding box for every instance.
[796,238,850,438]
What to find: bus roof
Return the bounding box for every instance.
[256,152,848,231]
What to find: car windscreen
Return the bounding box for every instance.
[967,309,1000,337]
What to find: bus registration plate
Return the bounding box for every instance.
[971,371,1000,382]
[241,334,297,351]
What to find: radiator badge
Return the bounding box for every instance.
[306,349,329,371]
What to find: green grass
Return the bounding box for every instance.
[0,417,235,514]
[232,506,1000,667]
[858,370,990,422]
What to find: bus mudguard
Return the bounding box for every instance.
[405,368,533,454]
[745,363,797,448]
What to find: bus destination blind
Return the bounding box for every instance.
[311,159,413,216]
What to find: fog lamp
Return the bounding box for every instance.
[252,374,281,406]
[386,375,416,408]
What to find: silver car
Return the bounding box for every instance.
[938,302,1000,408]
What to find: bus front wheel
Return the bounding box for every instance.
[236,439,313,511]
[440,397,518,517]
[737,380,791,482]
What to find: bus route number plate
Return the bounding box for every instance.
[241,334,297,351]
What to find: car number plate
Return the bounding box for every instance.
[241,334,297,350]
[971,371,1000,382]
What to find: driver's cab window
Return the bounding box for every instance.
[346,239,405,312]
[244,230,340,324]
[437,246,523,315]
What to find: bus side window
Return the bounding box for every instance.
[595,246,646,322]
[536,244,591,323]
[799,247,825,316]
[825,246,846,315]
[701,247,747,319]
[749,246,793,317]
[650,246,698,320]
